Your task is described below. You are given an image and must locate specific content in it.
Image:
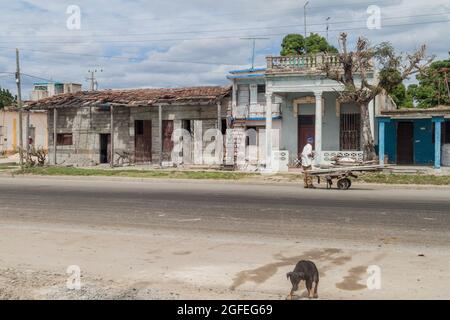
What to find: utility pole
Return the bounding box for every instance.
[304,1,310,39]
[15,48,24,167]
[240,37,269,70]
[87,69,103,91]
[326,17,331,41]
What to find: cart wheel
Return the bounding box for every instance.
[337,178,351,190]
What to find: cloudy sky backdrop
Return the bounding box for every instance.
[0,0,449,98]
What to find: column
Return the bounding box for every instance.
[265,93,273,170]
[110,104,114,168]
[432,117,444,169]
[53,108,57,165]
[314,91,322,164]
[378,118,390,165]
[158,104,163,167]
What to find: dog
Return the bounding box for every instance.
[286,260,319,299]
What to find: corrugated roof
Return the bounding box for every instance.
[27,86,231,109]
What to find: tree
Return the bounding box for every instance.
[322,33,433,160]
[280,33,338,56]
[281,34,305,56]
[0,87,15,109]
[406,56,450,107]
[304,33,338,54]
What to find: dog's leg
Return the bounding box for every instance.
[286,289,294,300]
[306,280,313,299]
[313,281,319,299]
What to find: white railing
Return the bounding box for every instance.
[266,54,341,71]
[233,104,281,119]
[320,151,364,164]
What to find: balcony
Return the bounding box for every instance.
[266,54,341,74]
[233,103,281,120]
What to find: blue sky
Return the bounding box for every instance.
[0,0,449,99]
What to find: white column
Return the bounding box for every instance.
[265,93,273,170]
[314,91,323,165]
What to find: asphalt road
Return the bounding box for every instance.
[1,176,449,246]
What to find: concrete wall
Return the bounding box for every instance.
[0,110,48,153]
[48,102,227,166]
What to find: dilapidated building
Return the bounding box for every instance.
[27,86,231,166]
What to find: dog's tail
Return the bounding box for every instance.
[286,272,293,280]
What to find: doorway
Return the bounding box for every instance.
[99,134,111,164]
[397,122,414,164]
[298,115,315,157]
[135,120,152,163]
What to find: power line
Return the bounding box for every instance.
[3,12,448,39]
[0,18,448,45]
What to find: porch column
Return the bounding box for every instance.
[378,117,390,165]
[432,117,444,169]
[110,104,114,168]
[314,91,323,164]
[217,101,222,133]
[159,104,163,167]
[265,93,273,170]
[53,108,57,165]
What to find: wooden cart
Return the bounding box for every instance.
[308,165,386,190]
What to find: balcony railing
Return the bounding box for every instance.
[233,103,281,120]
[266,54,341,73]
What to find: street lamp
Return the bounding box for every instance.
[326,17,331,41]
[304,1,309,39]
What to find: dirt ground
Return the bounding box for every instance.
[1,221,449,300]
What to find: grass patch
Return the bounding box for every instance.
[359,173,450,185]
[0,163,19,171]
[14,166,258,180]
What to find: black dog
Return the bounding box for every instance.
[286,260,319,299]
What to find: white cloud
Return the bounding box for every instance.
[0,0,448,96]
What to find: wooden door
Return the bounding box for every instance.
[100,134,111,164]
[162,120,174,161]
[298,115,315,157]
[397,122,414,164]
[135,120,152,163]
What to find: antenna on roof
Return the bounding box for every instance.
[240,37,269,70]
[87,69,103,91]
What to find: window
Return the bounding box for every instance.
[0,126,3,146]
[237,85,250,106]
[340,114,361,151]
[182,120,193,135]
[57,133,73,146]
[135,120,144,135]
[257,84,266,104]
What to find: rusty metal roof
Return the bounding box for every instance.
[27,86,231,109]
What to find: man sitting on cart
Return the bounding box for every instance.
[301,137,315,189]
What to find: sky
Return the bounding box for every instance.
[0,0,449,99]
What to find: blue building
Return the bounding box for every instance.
[378,106,450,169]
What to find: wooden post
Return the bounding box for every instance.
[159,104,163,167]
[110,104,114,168]
[53,108,57,165]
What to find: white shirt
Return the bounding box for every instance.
[301,143,313,167]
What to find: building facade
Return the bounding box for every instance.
[30,82,82,101]
[28,87,230,166]
[227,53,379,168]
[378,106,450,168]
[0,107,48,154]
